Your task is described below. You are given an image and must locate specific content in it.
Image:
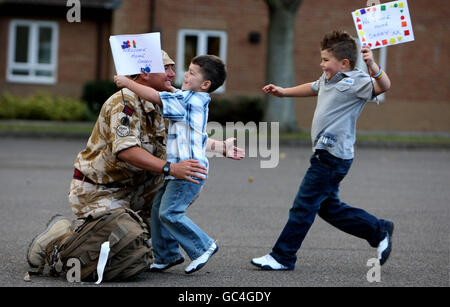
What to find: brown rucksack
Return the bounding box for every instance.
[44,207,153,282]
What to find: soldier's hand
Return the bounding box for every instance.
[170,159,207,184]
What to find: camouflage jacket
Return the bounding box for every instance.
[74,88,167,186]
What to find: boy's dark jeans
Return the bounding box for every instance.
[270,150,387,269]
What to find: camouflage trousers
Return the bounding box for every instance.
[69,173,164,225]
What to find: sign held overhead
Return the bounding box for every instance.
[109,32,164,75]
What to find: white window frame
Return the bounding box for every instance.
[355,39,387,103]
[7,19,59,85]
[176,29,227,93]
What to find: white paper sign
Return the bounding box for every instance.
[109,32,164,75]
[352,0,414,49]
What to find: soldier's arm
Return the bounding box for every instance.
[117,146,207,184]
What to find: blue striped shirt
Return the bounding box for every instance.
[159,89,210,179]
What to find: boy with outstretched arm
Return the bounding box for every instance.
[252,30,394,270]
[115,55,227,274]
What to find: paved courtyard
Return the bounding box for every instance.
[0,137,448,287]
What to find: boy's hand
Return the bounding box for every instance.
[224,138,245,160]
[114,75,130,89]
[262,84,285,97]
[361,46,376,69]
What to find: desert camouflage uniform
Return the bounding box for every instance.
[69,88,167,221]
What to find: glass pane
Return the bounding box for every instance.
[184,35,198,71]
[14,25,29,63]
[36,70,53,77]
[38,26,52,64]
[207,36,221,56]
[12,69,29,76]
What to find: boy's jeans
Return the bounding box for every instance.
[270,150,386,269]
[151,179,213,264]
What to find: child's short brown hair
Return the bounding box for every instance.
[321,30,357,70]
[192,55,226,93]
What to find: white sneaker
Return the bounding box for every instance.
[251,254,291,270]
[148,257,184,272]
[185,242,218,274]
[377,220,394,265]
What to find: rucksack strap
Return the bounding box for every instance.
[108,224,129,247]
[94,224,129,284]
[95,241,111,284]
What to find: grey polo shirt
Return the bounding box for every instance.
[310,69,376,159]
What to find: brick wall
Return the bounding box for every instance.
[146,0,449,131]
[295,0,449,103]
[1,0,448,131]
[293,0,450,131]
[0,18,8,89]
[111,0,152,35]
[0,4,112,98]
[150,0,268,96]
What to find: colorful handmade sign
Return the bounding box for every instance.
[109,32,164,75]
[352,0,414,49]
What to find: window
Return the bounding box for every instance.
[355,38,387,103]
[7,20,59,84]
[177,29,227,93]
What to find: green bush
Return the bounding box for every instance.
[209,95,265,125]
[81,80,119,116]
[0,92,91,121]
[0,91,266,123]
[0,92,23,119]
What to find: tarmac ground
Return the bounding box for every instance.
[0,136,449,288]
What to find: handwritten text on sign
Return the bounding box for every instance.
[109,32,164,76]
[352,0,414,49]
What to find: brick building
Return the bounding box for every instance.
[0,0,448,131]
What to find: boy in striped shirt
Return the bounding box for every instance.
[115,55,226,274]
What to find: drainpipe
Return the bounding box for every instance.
[150,0,155,32]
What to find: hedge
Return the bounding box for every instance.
[0,92,92,121]
[0,90,266,124]
[209,95,265,125]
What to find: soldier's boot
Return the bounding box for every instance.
[27,215,72,268]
